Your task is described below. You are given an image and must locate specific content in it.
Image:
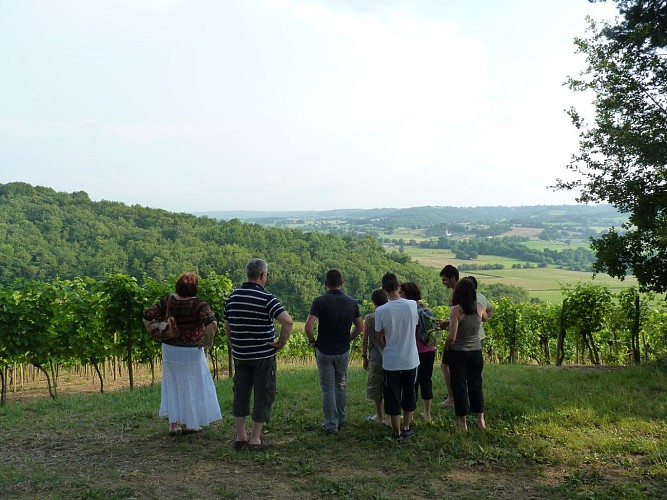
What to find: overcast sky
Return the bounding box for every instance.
[0,0,618,213]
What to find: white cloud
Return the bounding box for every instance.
[0,0,622,211]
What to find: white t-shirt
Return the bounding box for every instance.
[375,298,420,371]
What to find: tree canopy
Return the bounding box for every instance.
[0,182,448,318]
[557,0,667,292]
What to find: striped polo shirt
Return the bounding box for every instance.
[224,282,286,361]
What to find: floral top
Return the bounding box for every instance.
[143,295,215,347]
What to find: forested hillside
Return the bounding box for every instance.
[0,182,448,318]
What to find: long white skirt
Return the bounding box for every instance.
[159,344,222,429]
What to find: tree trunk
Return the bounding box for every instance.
[149,357,155,385]
[91,359,104,394]
[126,327,134,391]
[632,294,641,364]
[510,315,516,364]
[209,349,218,380]
[33,363,57,400]
[556,307,566,366]
[0,367,6,406]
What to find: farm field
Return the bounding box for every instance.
[403,246,638,303]
[520,240,591,251]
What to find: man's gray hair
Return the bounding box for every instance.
[246,258,268,280]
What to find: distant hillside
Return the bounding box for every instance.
[0,182,450,318]
[199,204,628,240]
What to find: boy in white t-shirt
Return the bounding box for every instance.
[374,273,420,439]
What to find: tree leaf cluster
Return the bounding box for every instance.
[558,1,667,292]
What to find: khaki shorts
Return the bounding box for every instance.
[366,360,383,401]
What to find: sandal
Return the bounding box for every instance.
[248,440,273,451]
[234,440,249,451]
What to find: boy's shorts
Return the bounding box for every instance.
[366,360,383,401]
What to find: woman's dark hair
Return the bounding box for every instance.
[400,281,422,301]
[175,272,199,297]
[371,288,388,307]
[451,277,476,315]
[463,275,478,289]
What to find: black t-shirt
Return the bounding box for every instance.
[309,289,360,355]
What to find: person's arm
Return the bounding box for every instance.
[203,320,217,348]
[349,316,363,341]
[361,314,370,370]
[478,303,488,323]
[373,312,385,346]
[445,306,459,349]
[223,320,232,350]
[485,300,495,321]
[267,311,294,350]
[304,314,318,348]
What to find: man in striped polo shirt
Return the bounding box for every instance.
[224,258,293,451]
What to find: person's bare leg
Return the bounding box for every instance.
[457,415,468,431]
[440,362,454,406]
[476,413,486,430]
[374,399,385,423]
[249,421,264,445]
[390,415,401,436]
[403,411,414,431]
[234,416,248,442]
[422,399,432,420]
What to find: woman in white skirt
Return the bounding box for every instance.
[143,272,222,436]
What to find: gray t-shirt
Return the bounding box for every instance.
[366,313,383,364]
[451,305,482,351]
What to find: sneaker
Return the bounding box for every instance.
[400,428,415,439]
[320,423,338,435]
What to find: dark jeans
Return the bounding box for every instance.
[415,350,435,400]
[232,356,276,423]
[447,349,484,417]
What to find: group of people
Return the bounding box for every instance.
[142,259,493,450]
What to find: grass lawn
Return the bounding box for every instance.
[1,361,665,499]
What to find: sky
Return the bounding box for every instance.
[0,0,619,213]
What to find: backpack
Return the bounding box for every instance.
[417,304,440,346]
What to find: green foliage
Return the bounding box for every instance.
[558,5,667,293]
[0,183,450,320]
